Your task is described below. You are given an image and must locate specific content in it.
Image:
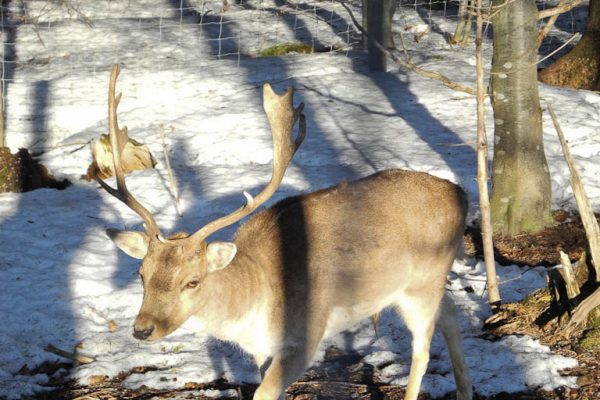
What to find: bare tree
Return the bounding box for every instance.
[539,0,600,90]
[451,0,473,45]
[489,0,553,235]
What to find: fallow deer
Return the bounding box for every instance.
[95,64,473,400]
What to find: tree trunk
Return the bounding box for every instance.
[451,0,473,46]
[0,78,4,148]
[539,0,600,90]
[362,0,368,49]
[383,0,396,50]
[489,0,553,235]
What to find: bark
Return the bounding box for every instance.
[0,81,4,148]
[539,0,600,90]
[476,0,500,307]
[451,0,473,46]
[383,0,396,50]
[362,0,368,49]
[489,0,553,235]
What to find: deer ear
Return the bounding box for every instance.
[106,228,149,259]
[206,242,237,273]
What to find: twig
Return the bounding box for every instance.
[68,139,94,154]
[337,1,365,35]
[372,40,477,95]
[45,343,95,365]
[488,33,580,77]
[487,0,518,22]
[537,0,584,20]
[537,0,565,43]
[18,0,45,47]
[62,0,94,28]
[440,141,478,147]
[476,0,500,310]
[159,124,182,217]
[536,33,580,65]
[338,0,476,95]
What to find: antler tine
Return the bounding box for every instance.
[95,64,162,240]
[186,83,306,244]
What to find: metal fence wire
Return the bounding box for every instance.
[0,0,586,148]
[1,1,585,77]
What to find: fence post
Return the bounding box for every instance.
[367,0,387,71]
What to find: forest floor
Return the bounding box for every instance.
[23,212,600,400]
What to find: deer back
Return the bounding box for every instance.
[221,169,467,346]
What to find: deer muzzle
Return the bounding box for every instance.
[133,325,154,340]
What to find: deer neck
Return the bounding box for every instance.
[195,248,270,336]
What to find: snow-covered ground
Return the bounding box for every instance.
[0,1,596,398]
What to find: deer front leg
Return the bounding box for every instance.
[252,346,312,400]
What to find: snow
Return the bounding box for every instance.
[0,1,594,398]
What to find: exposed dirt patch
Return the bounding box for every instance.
[466,210,600,400]
[483,289,600,400]
[464,210,595,267]
[0,147,70,193]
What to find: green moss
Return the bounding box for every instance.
[589,309,600,328]
[0,166,6,186]
[581,327,600,351]
[258,43,313,57]
[522,289,549,306]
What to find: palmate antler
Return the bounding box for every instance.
[181,83,306,245]
[94,64,162,240]
[95,64,305,244]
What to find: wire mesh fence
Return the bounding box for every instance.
[0,1,586,84]
[0,1,365,81]
[0,0,587,149]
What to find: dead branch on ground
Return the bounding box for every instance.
[548,104,600,332]
[45,344,95,365]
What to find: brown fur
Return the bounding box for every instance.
[109,169,472,400]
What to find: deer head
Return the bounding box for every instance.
[95,64,305,341]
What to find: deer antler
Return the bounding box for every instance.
[183,83,306,245]
[94,64,162,240]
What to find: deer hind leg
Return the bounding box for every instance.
[395,295,438,400]
[437,293,473,400]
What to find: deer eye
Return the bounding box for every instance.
[185,280,200,290]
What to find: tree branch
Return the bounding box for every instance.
[537,0,566,43]
[476,0,500,309]
[549,104,600,280]
[568,288,600,330]
[338,0,476,95]
[45,344,95,365]
[537,0,584,19]
[549,104,600,332]
[372,40,477,95]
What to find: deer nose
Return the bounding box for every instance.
[133,326,154,340]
